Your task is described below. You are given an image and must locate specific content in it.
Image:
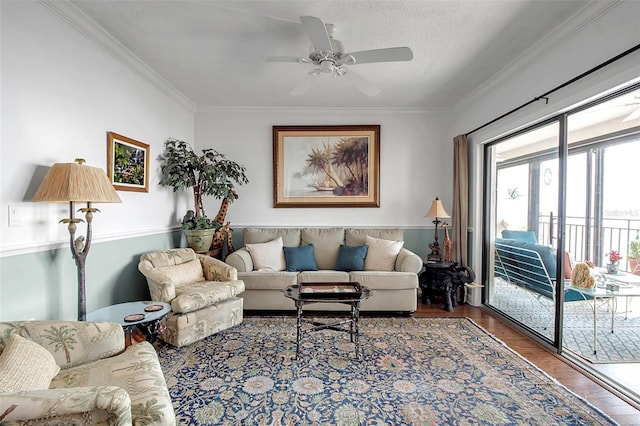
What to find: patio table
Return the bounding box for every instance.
[569,270,640,354]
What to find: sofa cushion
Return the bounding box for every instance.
[283,245,318,272]
[335,244,368,271]
[350,271,419,290]
[297,270,350,282]
[158,259,204,286]
[0,334,60,392]
[244,228,301,246]
[501,230,537,244]
[246,237,286,271]
[239,271,298,290]
[364,235,404,271]
[497,238,557,280]
[301,228,345,269]
[345,228,404,246]
[172,280,245,314]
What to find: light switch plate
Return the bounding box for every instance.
[8,205,23,227]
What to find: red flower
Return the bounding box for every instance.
[608,250,622,262]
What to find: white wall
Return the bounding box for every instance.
[0,1,195,257]
[452,0,640,278]
[194,108,453,227]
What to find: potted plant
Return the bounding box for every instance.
[628,231,640,275]
[606,250,622,274]
[158,138,248,252]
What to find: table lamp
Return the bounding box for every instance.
[424,196,450,261]
[32,159,121,320]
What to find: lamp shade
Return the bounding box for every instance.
[424,197,450,218]
[32,160,121,203]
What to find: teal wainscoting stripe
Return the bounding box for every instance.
[0,230,182,322]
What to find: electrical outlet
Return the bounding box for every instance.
[8,205,23,227]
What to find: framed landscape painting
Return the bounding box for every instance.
[107,132,149,192]
[273,125,380,208]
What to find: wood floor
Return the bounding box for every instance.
[411,301,640,425]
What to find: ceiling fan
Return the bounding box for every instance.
[269,16,414,96]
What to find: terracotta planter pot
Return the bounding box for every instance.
[629,259,640,276]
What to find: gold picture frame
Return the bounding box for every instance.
[273,125,380,208]
[107,131,149,192]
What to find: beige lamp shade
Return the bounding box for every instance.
[424,197,450,218]
[32,160,121,203]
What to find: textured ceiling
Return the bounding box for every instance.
[70,0,592,109]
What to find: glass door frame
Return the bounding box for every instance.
[481,82,640,354]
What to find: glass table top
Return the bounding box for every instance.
[86,301,170,326]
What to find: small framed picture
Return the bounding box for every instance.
[107,132,149,192]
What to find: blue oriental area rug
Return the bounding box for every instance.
[157,317,616,425]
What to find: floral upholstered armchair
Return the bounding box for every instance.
[0,320,175,425]
[138,248,245,347]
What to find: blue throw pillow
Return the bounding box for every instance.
[335,245,369,271]
[501,230,538,244]
[283,245,318,272]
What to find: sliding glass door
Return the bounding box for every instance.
[483,84,640,400]
[486,122,560,343]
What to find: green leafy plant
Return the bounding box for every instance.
[629,231,640,260]
[181,215,221,231]
[158,138,249,228]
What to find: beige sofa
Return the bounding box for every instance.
[225,227,422,314]
[0,320,174,425]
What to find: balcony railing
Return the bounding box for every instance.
[538,215,640,272]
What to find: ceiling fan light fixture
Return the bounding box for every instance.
[319,60,335,73]
[285,16,413,97]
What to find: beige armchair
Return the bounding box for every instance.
[138,248,245,347]
[0,320,175,425]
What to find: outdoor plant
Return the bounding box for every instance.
[629,232,640,260]
[158,138,249,229]
[607,250,622,263]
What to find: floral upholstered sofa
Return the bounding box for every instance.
[225,227,422,314]
[0,320,174,425]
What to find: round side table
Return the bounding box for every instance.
[86,301,171,347]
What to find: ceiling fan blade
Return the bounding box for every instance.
[265,56,305,63]
[342,70,381,97]
[291,73,318,96]
[344,47,413,65]
[300,16,333,52]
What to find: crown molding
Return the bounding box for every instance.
[196,105,450,115]
[38,0,197,113]
[454,1,625,112]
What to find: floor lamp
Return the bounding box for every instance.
[424,196,450,262]
[32,159,121,321]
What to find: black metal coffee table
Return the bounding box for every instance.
[284,283,372,360]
